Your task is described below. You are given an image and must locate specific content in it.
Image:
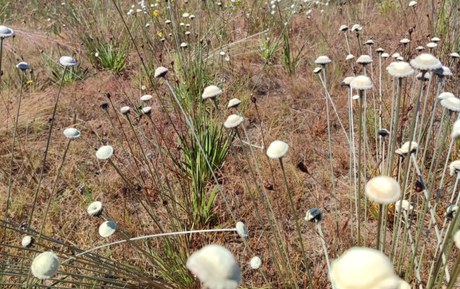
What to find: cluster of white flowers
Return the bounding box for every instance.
[127,1,159,15]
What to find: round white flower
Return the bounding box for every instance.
[266,140,289,159]
[87,201,103,216]
[186,245,241,289]
[96,145,114,160]
[31,251,60,279]
[250,256,262,269]
[365,176,401,205]
[63,127,81,140]
[59,56,77,67]
[99,220,116,237]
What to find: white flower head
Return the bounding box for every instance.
[450,52,460,58]
[365,176,401,205]
[96,145,114,160]
[345,54,354,61]
[31,251,60,279]
[410,53,442,70]
[142,106,152,115]
[99,220,116,237]
[397,141,418,155]
[0,25,13,38]
[454,231,460,249]
[266,140,289,159]
[449,160,460,176]
[400,38,410,44]
[22,235,34,248]
[202,85,222,99]
[426,42,437,49]
[381,52,390,58]
[313,67,322,74]
[63,127,81,140]
[186,244,242,289]
[224,114,244,129]
[409,1,417,7]
[395,200,413,212]
[59,56,77,67]
[416,46,424,51]
[314,55,331,65]
[357,55,372,64]
[386,62,414,78]
[227,98,241,109]
[350,75,373,90]
[339,24,348,32]
[441,97,460,112]
[120,106,130,115]
[451,119,460,139]
[87,201,103,216]
[437,92,455,100]
[330,247,399,289]
[236,221,248,238]
[140,94,153,102]
[342,76,355,86]
[249,256,262,269]
[431,37,441,43]
[154,66,168,78]
[365,39,374,46]
[351,24,362,32]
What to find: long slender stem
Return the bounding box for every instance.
[27,66,69,227]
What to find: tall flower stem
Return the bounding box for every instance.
[279,159,310,276]
[5,70,25,219]
[37,139,72,240]
[27,66,69,227]
[321,66,340,239]
[357,90,364,246]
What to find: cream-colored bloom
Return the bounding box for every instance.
[441,97,460,112]
[250,256,262,269]
[227,98,241,108]
[449,160,460,176]
[315,55,331,65]
[186,245,241,289]
[224,114,244,129]
[266,140,289,159]
[59,56,77,67]
[386,62,414,78]
[22,235,34,248]
[140,94,153,102]
[438,92,455,100]
[365,176,401,205]
[410,53,442,70]
[99,220,116,237]
[63,128,81,140]
[202,85,222,99]
[154,66,168,78]
[31,251,60,279]
[452,119,460,139]
[87,201,103,216]
[330,247,399,289]
[398,141,418,155]
[356,55,372,64]
[454,231,460,249]
[350,75,373,90]
[236,221,248,238]
[96,145,114,160]
[395,200,413,212]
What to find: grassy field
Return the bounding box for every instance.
[1,0,460,288]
